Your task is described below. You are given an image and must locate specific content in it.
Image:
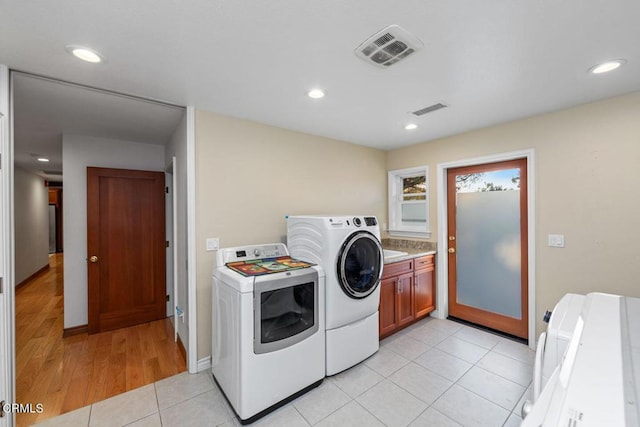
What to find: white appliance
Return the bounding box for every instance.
[211,243,325,423]
[522,293,640,426]
[531,293,586,401]
[287,215,384,375]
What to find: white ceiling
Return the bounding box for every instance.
[3,0,640,175]
[12,73,185,181]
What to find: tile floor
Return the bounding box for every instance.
[36,317,534,427]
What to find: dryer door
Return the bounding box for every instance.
[336,231,383,299]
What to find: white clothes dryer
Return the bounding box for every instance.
[522,293,640,426]
[287,215,384,375]
[212,243,325,423]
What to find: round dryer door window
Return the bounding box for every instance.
[337,231,383,299]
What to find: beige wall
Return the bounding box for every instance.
[62,134,166,328]
[387,91,640,336]
[14,167,49,285]
[195,110,387,359]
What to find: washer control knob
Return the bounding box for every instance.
[254,249,261,257]
[353,217,362,227]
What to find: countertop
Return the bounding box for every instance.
[381,238,437,264]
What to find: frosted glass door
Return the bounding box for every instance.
[447,159,528,338]
[457,176,521,318]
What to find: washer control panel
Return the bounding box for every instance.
[217,243,289,265]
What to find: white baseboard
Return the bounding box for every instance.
[431,309,445,320]
[197,356,212,372]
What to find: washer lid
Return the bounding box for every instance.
[336,231,383,299]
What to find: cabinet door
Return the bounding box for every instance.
[397,272,414,327]
[415,265,435,319]
[379,276,398,337]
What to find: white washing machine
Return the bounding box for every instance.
[211,243,325,423]
[287,215,384,375]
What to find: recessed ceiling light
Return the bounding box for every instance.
[307,89,325,99]
[404,123,418,130]
[36,157,50,163]
[65,45,104,63]
[589,59,626,74]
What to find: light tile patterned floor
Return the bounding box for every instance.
[36,317,534,427]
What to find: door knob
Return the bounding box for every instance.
[448,248,455,254]
[90,255,98,263]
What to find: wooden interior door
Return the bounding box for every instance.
[87,167,166,334]
[447,158,528,339]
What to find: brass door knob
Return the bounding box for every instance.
[448,247,456,254]
[90,255,98,263]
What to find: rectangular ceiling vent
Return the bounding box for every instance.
[412,102,448,116]
[42,170,63,175]
[354,25,423,68]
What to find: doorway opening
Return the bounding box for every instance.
[11,70,190,423]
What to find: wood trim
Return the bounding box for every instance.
[62,324,88,338]
[15,263,50,289]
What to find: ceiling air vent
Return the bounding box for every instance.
[354,25,423,68]
[412,102,448,116]
[42,170,63,176]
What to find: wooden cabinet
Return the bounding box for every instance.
[397,272,414,327]
[379,259,413,337]
[379,276,399,337]
[379,254,435,339]
[414,255,435,318]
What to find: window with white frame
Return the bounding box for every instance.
[388,166,430,237]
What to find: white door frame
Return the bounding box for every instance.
[170,157,179,340]
[0,64,15,426]
[186,106,198,373]
[0,74,199,426]
[435,149,536,349]
[165,158,178,326]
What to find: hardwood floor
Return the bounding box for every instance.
[15,253,186,426]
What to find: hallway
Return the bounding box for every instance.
[15,253,186,426]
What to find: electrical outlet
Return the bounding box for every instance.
[206,237,219,251]
[548,234,565,248]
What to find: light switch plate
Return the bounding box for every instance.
[206,237,219,251]
[548,234,565,248]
